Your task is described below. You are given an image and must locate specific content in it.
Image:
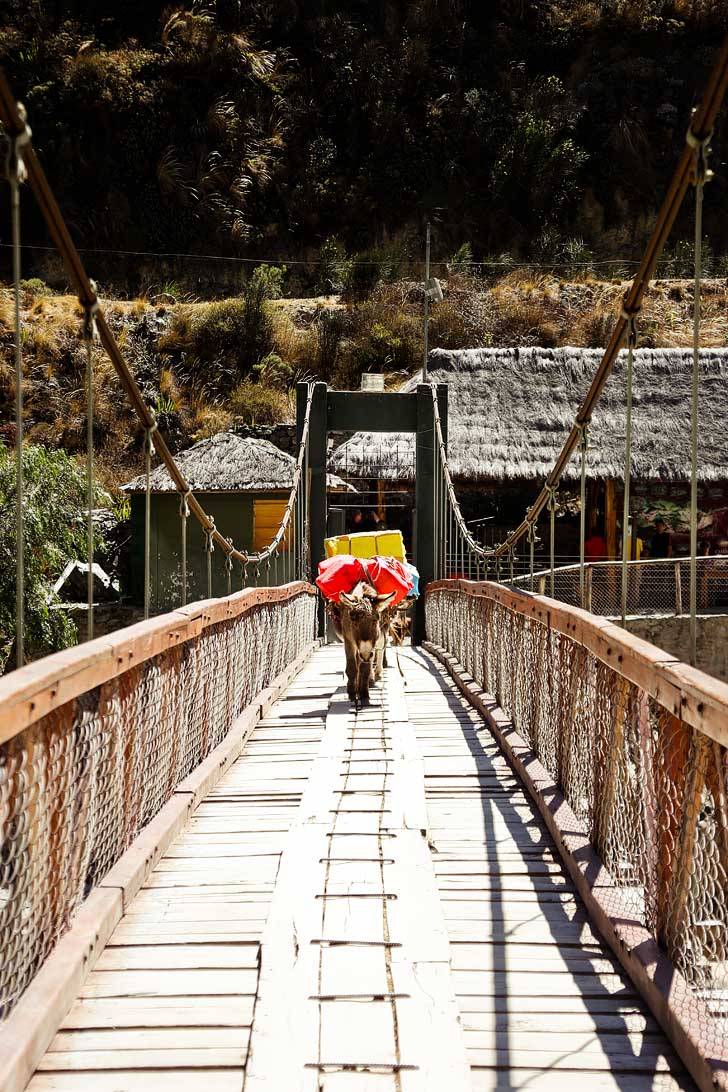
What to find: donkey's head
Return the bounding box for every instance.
[339,583,395,663]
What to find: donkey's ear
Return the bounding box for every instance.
[373,592,396,613]
[339,592,359,609]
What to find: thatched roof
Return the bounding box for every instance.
[125,432,351,492]
[329,347,728,483]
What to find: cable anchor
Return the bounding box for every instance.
[81,281,100,343]
[619,300,641,349]
[144,417,158,458]
[5,104,31,186]
[686,117,713,187]
[576,420,589,452]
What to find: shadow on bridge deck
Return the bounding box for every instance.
[402,648,695,1091]
[25,645,694,1091]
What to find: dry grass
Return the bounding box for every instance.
[5,275,728,493]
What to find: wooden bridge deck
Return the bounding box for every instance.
[27,645,694,1091]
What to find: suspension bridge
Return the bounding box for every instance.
[1,38,728,1092]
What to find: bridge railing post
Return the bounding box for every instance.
[585,564,593,612]
[675,560,683,617]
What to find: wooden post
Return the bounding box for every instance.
[605,479,618,611]
[414,384,447,644]
[605,479,617,559]
[297,382,327,637]
[675,560,683,616]
[585,564,593,612]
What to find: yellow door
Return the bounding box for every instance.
[253,499,292,552]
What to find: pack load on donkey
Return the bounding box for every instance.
[315,529,419,707]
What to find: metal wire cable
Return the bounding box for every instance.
[143,421,158,619]
[482,38,728,564]
[179,488,191,607]
[82,288,99,641]
[205,520,216,599]
[6,106,30,667]
[620,306,640,627]
[688,124,713,665]
[0,70,315,590]
[578,424,589,607]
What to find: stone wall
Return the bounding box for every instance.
[624,614,728,683]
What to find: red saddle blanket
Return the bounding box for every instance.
[316,554,413,607]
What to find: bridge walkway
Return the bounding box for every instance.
[26,646,693,1091]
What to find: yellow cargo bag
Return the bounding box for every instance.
[324,529,406,562]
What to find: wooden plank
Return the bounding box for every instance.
[59,996,256,1028]
[27,1071,243,1091]
[79,968,259,998]
[469,1069,693,1092]
[47,1027,248,1052]
[463,1046,680,1072]
[0,888,123,1092]
[95,944,259,971]
[36,1048,247,1071]
[422,642,727,1092]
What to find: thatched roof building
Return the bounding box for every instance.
[330,347,728,483]
[125,432,350,492]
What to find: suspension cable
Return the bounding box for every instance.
[547,486,558,598]
[6,103,30,668]
[0,69,315,594]
[205,519,216,600]
[225,539,234,597]
[620,304,640,627]
[483,38,728,563]
[82,286,99,641]
[688,122,713,665]
[577,423,589,608]
[179,488,191,607]
[143,420,158,619]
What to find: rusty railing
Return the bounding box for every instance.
[0,582,316,1021]
[426,579,728,1078]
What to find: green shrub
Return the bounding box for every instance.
[353,319,418,373]
[316,238,351,295]
[449,243,473,274]
[345,246,405,300]
[657,239,715,278]
[313,310,348,378]
[252,352,293,390]
[161,265,285,395]
[20,278,53,297]
[0,443,105,672]
[228,380,291,425]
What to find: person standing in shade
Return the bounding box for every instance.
[650,518,672,559]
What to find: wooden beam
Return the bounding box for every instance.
[605,478,617,560]
[326,390,418,432]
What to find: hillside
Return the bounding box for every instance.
[1,1,727,296]
[3,270,728,495]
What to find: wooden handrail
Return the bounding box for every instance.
[428,579,728,747]
[0,582,316,744]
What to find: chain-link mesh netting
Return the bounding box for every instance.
[426,583,728,1060]
[0,587,315,1021]
[509,557,728,617]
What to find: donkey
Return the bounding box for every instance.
[327,582,395,707]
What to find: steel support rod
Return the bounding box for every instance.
[621,313,638,628]
[688,125,711,665]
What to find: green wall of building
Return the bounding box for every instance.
[129,490,291,612]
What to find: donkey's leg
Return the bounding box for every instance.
[344,644,357,702]
[357,659,371,706]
